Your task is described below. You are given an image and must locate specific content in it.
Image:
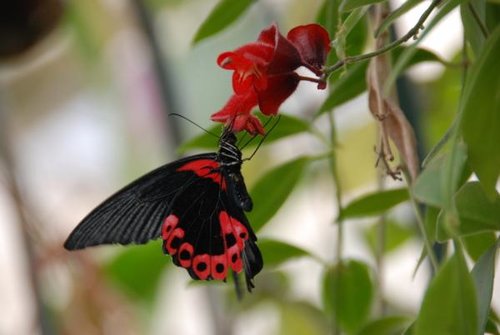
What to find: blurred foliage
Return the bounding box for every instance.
[4,0,500,334]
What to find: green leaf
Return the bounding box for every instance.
[463,231,497,261]
[364,220,414,255]
[413,145,468,208]
[177,114,311,153]
[245,114,311,148]
[375,0,423,37]
[316,0,340,37]
[279,301,331,335]
[356,315,413,335]
[461,0,487,55]
[192,0,254,44]
[461,26,500,198]
[249,157,311,231]
[177,125,222,153]
[258,238,311,267]
[319,61,369,114]
[393,46,449,67]
[103,241,167,302]
[455,182,500,235]
[340,0,386,12]
[322,260,374,334]
[471,238,499,334]
[339,188,409,220]
[424,206,440,242]
[414,251,478,335]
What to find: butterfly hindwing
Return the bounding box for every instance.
[161,157,262,281]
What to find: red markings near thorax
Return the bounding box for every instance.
[177,159,226,190]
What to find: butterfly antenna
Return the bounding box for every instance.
[243,115,281,161]
[168,113,219,138]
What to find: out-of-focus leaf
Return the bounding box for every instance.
[279,301,331,335]
[356,316,413,335]
[413,145,468,208]
[177,125,222,153]
[319,61,369,114]
[178,114,310,153]
[461,26,500,198]
[322,260,374,334]
[414,251,478,335]
[485,317,500,335]
[463,231,497,261]
[339,188,409,220]
[340,0,386,12]
[316,0,340,37]
[364,220,414,255]
[471,238,499,334]
[243,114,311,148]
[393,46,448,67]
[375,0,423,36]
[424,206,440,242]
[455,182,500,235]
[486,2,500,31]
[104,241,167,302]
[192,0,254,44]
[461,0,487,55]
[249,157,311,232]
[258,239,311,267]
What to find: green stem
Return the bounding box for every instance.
[327,110,344,335]
[408,183,439,273]
[323,0,443,75]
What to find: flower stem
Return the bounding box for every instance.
[323,0,443,75]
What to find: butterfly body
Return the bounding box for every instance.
[65,131,262,290]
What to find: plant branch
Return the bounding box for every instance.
[324,0,443,75]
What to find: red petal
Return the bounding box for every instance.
[211,90,257,121]
[244,114,265,135]
[217,43,273,94]
[287,24,331,74]
[258,24,302,75]
[257,73,299,115]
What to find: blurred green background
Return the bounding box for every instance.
[0,1,496,335]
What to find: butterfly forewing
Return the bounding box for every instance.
[64,154,215,249]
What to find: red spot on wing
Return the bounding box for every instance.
[161,211,251,281]
[178,243,194,268]
[162,214,179,240]
[165,228,184,255]
[177,159,226,190]
[210,254,227,280]
[219,211,248,273]
[193,254,211,280]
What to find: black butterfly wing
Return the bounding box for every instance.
[159,158,262,283]
[65,153,262,287]
[64,153,216,249]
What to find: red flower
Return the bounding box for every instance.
[211,23,331,135]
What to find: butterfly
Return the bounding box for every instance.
[64,127,263,293]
